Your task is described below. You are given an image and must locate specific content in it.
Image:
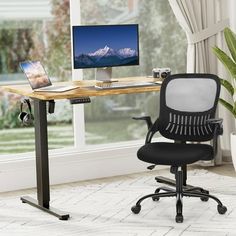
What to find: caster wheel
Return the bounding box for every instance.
[152,197,160,202]
[152,189,160,201]
[131,205,141,214]
[200,197,209,202]
[217,205,227,214]
[175,214,184,223]
[152,196,160,201]
[200,190,209,202]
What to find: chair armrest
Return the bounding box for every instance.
[132,116,160,144]
[207,118,223,135]
[145,119,160,144]
[206,118,223,156]
[132,116,153,130]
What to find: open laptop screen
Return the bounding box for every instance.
[20,61,52,89]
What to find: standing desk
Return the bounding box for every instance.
[2,76,161,220]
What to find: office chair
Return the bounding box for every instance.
[131,74,227,223]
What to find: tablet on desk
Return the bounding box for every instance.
[20,61,79,92]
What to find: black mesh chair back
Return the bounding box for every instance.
[158,74,221,142]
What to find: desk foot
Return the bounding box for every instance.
[21,196,70,220]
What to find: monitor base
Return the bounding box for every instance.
[95,67,112,81]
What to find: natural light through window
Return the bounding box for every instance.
[0,0,74,155]
[80,0,187,146]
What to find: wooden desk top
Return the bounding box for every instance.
[2,76,161,101]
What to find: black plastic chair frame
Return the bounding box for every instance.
[131,74,227,223]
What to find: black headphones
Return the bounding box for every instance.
[18,99,34,126]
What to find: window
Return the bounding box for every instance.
[0,0,187,156]
[0,0,74,155]
[80,0,187,146]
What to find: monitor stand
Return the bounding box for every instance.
[95,67,112,82]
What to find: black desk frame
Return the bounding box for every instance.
[20,99,70,220]
[2,78,161,220]
[18,98,187,220]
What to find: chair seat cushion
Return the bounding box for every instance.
[137,142,214,166]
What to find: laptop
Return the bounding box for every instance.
[20,61,79,92]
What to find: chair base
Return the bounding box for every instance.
[131,169,227,223]
[155,176,210,200]
[155,165,209,192]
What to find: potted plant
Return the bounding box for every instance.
[212,27,236,169]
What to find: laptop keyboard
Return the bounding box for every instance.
[40,85,72,91]
[39,86,66,90]
[35,85,78,92]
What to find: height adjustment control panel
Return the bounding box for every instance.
[69,97,91,104]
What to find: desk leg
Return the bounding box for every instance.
[21,99,70,220]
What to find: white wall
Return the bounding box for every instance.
[230,0,236,31]
[0,143,161,192]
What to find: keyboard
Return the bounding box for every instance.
[95,81,161,89]
[34,85,79,92]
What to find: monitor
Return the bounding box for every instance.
[72,24,139,72]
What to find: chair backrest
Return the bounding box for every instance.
[158,74,221,142]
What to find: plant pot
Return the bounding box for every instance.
[231,132,236,170]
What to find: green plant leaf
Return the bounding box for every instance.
[224,27,236,63]
[234,101,236,117]
[212,46,236,79]
[219,98,236,118]
[220,78,234,97]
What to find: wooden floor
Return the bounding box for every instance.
[0,163,236,236]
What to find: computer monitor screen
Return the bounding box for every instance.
[72,24,139,69]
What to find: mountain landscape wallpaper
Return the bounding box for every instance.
[73,25,139,68]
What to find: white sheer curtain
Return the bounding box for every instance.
[168,0,234,164]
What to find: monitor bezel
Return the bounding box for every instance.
[72,24,140,69]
